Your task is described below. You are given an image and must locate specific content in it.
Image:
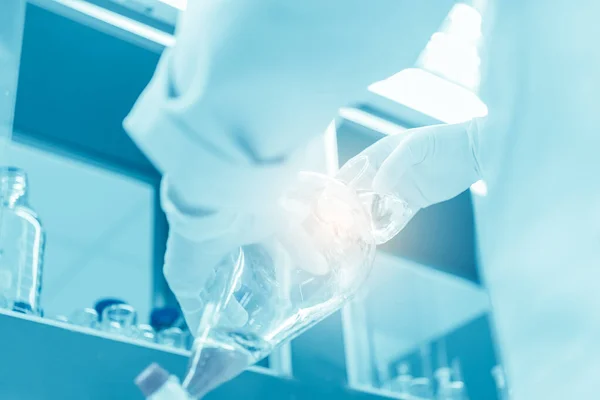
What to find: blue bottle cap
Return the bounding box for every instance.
[94,298,126,321]
[150,307,181,331]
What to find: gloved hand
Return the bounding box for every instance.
[161,118,488,333]
[347,118,484,222]
[160,170,332,333]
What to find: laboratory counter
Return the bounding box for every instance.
[0,310,397,400]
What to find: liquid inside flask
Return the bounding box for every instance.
[0,167,45,315]
[183,157,417,398]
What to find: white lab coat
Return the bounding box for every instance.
[474,1,600,398]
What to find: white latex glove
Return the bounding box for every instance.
[161,173,332,333]
[350,119,484,219]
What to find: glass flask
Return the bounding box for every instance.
[101,304,137,337]
[183,158,416,398]
[335,155,416,242]
[0,167,45,315]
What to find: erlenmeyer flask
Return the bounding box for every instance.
[182,163,414,398]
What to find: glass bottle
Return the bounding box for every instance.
[101,303,137,337]
[391,363,413,395]
[183,157,416,398]
[409,377,435,400]
[70,308,99,329]
[0,167,45,315]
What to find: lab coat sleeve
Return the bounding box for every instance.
[123,49,311,216]
[123,49,336,332]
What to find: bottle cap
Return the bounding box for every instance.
[150,307,181,331]
[94,298,126,321]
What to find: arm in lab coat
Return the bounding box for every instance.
[123,48,338,332]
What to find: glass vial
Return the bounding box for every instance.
[101,304,137,337]
[70,308,99,329]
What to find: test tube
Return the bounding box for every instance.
[491,365,510,400]
[0,270,11,310]
[0,293,10,310]
[157,327,185,349]
[70,308,99,329]
[101,304,137,337]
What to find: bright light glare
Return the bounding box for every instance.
[339,108,407,136]
[371,3,487,123]
[369,68,488,124]
[447,3,482,40]
[159,0,186,11]
[57,0,175,47]
[470,180,488,196]
[421,32,481,89]
[419,3,483,91]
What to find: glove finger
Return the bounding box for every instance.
[337,131,416,193]
[373,122,479,209]
[163,232,226,300]
[349,131,412,170]
[373,128,435,209]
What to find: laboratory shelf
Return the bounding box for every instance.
[0,310,396,400]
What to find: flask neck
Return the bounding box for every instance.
[0,167,28,208]
[336,156,416,245]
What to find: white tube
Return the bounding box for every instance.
[136,364,190,400]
